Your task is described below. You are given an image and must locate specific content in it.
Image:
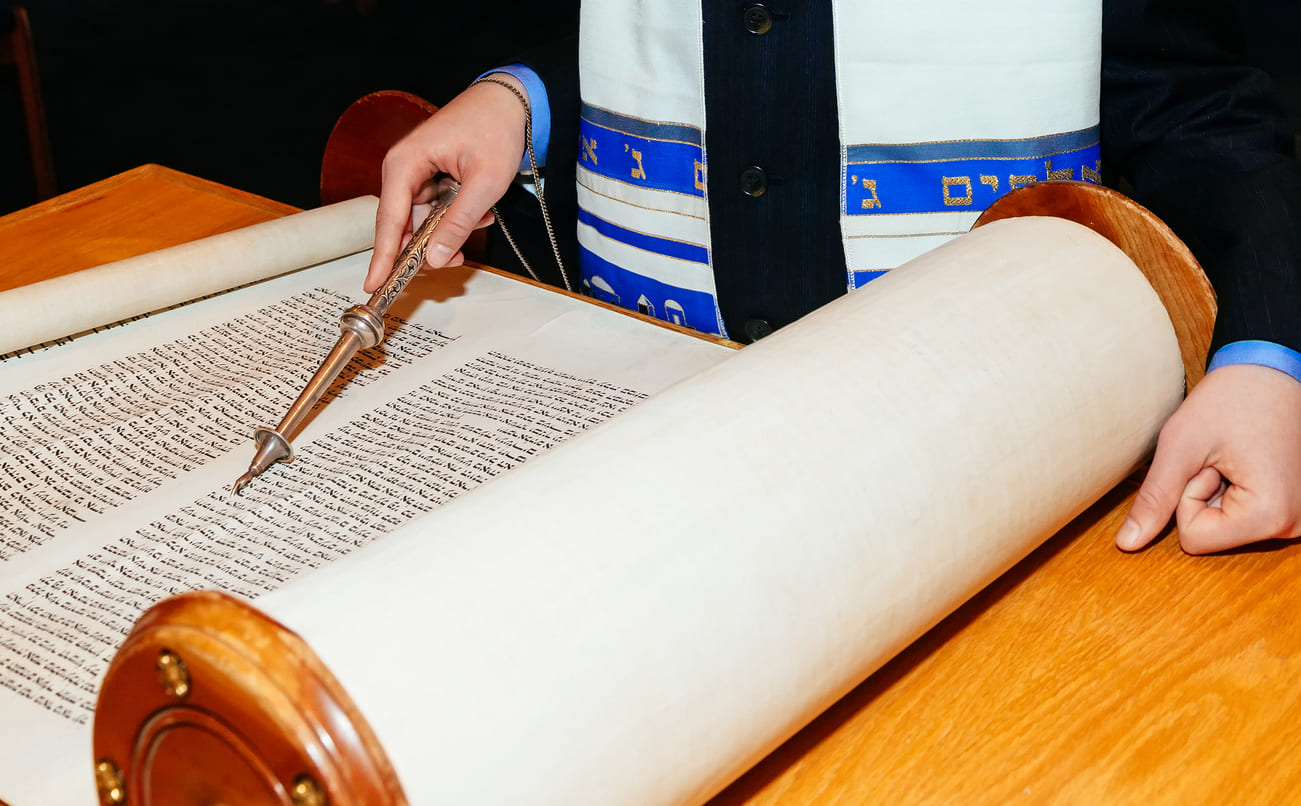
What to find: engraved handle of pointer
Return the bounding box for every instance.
[368,177,460,316]
[231,177,460,495]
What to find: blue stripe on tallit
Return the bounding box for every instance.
[579,104,705,198]
[578,246,723,336]
[576,208,710,264]
[851,269,889,289]
[845,128,1101,215]
[846,127,1099,164]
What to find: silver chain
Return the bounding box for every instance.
[471,76,573,293]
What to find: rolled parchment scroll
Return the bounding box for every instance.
[247,214,1186,804]
[0,196,378,356]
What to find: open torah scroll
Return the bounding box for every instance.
[0,186,1208,804]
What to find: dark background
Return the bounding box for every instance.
[0,1,1296,217]
[0,0,578,215]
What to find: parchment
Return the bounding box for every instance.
[257,217,1187,805]
[0,212,732,805]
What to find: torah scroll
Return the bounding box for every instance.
[0,185,1206,804]
[245,214,1188,804]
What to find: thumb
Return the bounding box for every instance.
[1116,436,1207,552]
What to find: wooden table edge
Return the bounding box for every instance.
[0,164,300,229]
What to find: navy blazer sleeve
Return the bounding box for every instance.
[1101,0,1301,356]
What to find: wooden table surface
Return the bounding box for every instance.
[0,164,298,293]
[4,167,1299,805]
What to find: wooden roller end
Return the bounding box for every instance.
[92,591,406,806]
[975,180,1216,389]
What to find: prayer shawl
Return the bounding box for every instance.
[575,0,1101,336]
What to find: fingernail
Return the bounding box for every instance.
[426,243,453,267]
[1116,517,1140,550]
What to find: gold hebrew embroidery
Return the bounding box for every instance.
[625,144,647,180]
[1009,174,1038,190]
[1046,160,1073,181]
[942,176,973,206]
[859,177,881,209]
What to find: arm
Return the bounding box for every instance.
[365,34,579,293]
[1101,0,1301,553]
[475,34,582,289]
[364,75,528,292]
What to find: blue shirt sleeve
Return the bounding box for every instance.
[476,64,552,173]
[1207,340,1301,385]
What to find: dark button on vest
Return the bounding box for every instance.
[742,3,774,35]
[739,165,769,198]
[743,318,774,342]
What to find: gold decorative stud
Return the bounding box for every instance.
[94,759,126,805]
[290,774,327,806]
[156,649,190,701]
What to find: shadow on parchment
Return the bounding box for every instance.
[290,262,479,433]
[707,484,1137,805]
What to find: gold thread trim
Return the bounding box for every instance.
[847,142,1100,166]
[577,167,708,218]
[844,231,967,240]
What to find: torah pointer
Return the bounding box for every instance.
[232,177,460,495]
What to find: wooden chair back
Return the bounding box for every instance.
[321,89,491,261]
[319,90,436,206]
[1,4,55,200]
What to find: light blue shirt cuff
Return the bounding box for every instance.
[476,64,551,173]
[1207,340,1301,385]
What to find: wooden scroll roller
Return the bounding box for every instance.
[91,180,1213,805]
[974,180,1214,389]
[91,592,405,806]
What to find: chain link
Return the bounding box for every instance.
[471,76,573,292]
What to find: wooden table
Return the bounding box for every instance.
[0,164,298,293]
[4,167,1299,804]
